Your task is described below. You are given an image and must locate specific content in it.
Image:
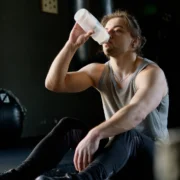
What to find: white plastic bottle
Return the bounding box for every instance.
[74,8,110,45]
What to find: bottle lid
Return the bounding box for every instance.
[74,8,87,22]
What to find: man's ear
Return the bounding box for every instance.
[131,37,140,49]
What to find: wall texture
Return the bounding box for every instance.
[0,0,105,138]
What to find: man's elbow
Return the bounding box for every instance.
[45,79,54,91]
[45,79,61,92]
[133,109,147,126]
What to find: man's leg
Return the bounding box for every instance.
[0,117,89,180]
[75,130,155,180]
[110,131,155,180]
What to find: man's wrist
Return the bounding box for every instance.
[88,127,102,142]
[66,40,79,52]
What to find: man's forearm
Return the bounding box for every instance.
[90,104,144,140]
[45,41,78,90]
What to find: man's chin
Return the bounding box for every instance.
[104,49,113,57]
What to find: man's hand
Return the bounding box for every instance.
[69,23,94,48]
[73,130,100,172]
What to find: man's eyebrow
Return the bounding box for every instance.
[114,25,124,29]
[105,25,125,29]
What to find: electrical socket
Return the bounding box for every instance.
[41,0,58,14]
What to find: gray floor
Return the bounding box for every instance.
[0,141,74,173]
[0,147,32,172]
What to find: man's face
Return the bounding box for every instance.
[102,17,134,57]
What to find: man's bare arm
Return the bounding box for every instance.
[45,23,95,93]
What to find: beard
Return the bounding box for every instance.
[103,46,119,57]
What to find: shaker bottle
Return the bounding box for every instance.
[74,8,110,45]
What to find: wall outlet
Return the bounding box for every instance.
[41,0,58,14]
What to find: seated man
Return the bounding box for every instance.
[0,9,169,180]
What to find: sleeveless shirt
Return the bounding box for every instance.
[97,58,169,143]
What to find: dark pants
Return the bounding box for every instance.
[16,117,155,180]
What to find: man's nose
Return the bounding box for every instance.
[107,29,113,37]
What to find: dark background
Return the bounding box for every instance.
[0,0,179,139]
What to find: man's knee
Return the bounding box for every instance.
[58,117,74,126]
[53,117,89,134]
[53,117,76,132]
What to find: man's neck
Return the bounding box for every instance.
[109,53,138,75]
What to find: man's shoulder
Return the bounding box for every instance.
[81,62,107,87]
[136,57,164,80]
[84,62,107,72]
[142,57,158,66]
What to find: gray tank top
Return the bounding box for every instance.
[97,58,169,143]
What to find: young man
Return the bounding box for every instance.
[0,10,169,180]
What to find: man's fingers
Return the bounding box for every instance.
[83,153,88,170]
[73,151,78,171]
[77,152,82,171]
[88,153,92,165]
[84,30,94,39]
